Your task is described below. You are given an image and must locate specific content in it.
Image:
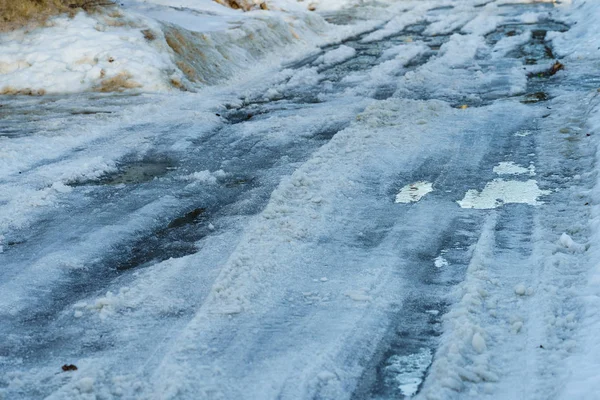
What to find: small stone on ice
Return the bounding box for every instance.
[514,283,527,296]
[320,277,328,282]
[208,223,215,230]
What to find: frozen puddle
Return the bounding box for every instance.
[493,161,535,176]
[395,181,434,204]
[458,179,551,209]
[384,347,433,397]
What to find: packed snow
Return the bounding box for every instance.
[2,0,600,399]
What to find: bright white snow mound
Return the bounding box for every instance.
[0,0,330,95]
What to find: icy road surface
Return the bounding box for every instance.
[1,0,598,399]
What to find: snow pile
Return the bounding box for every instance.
[550,0,600,61]
[559,94,600,399]
[0,0,332,94]
[0,12,176,94]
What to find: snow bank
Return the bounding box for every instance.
[550,0,600,61]
[0,12,175,94]
[558,94,600,400]
[0,0,332,94]
[549,2,600,398]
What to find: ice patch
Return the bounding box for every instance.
[434,256,449,268]
[493,161,535,176]
[395,181,434,204]
[457,179,550,209]
[385,348,433,397]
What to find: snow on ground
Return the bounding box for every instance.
[0,11,176,94]
[0,0,360,95]
[2,0,600,398]
[548,1,600,398]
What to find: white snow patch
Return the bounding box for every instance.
[493,161,535,176]
[360,5,428,43]
[316,45,356,66]
[285,67,321,88]
[178,169,227,184]
[395,181,434,204]
[457,179,550,209]
[492,31,532,60]
[0,13,176,94]
[462,12,502,36]
[518,11,542,24]
[434,256,449,268]
[559,233,587,253]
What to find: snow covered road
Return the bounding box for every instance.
[2,0,600,399]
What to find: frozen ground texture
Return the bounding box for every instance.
[2,0,600,399]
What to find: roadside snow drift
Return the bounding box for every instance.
[0,0,330,94]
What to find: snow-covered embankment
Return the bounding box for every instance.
[0,0,334,94]
[549,0,600,397]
